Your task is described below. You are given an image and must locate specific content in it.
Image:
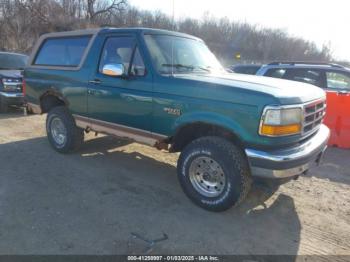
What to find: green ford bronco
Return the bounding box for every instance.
[25,28,330,211]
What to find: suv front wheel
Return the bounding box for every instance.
[46,106,84,153]
[177,136,251,212]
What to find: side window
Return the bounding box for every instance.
[34,36,91,67]
[130,48,146,77]
[265,68,287,78]
[326,71,350,91]
[99,36,135,74]
[284,69,324,87]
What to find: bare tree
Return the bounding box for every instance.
[85,0,126,22]
[0,0,338,64]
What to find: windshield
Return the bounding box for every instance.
[144,34,224,75]
[0,53,28,70]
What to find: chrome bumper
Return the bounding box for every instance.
[0,91,24,98]
[245,124,330,178]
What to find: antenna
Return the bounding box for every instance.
[171,0,175,76]
[172,0,175,30]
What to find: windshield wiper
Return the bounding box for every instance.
[161,64,194,70]
[161,64,212,73]
[195,66,211,72]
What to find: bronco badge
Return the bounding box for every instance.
[164,107,181,116]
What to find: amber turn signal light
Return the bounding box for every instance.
[260,124,301,136]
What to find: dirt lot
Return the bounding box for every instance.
[0,108,349,258]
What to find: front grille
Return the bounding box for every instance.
[303,99,326,134]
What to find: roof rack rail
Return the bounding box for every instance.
[267,61,345,69]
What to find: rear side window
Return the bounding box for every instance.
[326,71,350,91]
[34,36,91,67]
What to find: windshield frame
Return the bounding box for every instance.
[143,33,225,76]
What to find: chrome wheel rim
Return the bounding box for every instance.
[50,117,67,147]
[189,156,226,197]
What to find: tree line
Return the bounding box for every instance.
[0,0,339,66]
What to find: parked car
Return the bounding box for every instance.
[253,62,350,148]
[0,52,28,112]
[254,62,349,90]
[25,28,329,211]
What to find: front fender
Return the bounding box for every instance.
[172,111,252,143]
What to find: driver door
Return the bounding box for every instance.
[87,34,153,132]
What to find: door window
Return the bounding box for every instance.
[284,69,324,87]
[130,48,146,77]
[99,36,135,74]
[326,71,350,91]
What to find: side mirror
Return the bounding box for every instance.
[102,64,124,77]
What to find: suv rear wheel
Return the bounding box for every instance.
[46,106,84,153]
[177,136,251,212]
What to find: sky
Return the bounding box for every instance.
[130,0,350,61]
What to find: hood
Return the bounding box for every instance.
[175,72,326,105]
[0,69,23,79]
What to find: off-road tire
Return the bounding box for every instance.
[46,106,84,153]
[0,97,8,113]
[177,136,252,212]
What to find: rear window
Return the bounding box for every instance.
[0,53,28,70]
[34,36,91,67]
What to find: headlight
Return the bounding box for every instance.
[260,107,303,136]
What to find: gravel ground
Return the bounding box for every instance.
[0,108,349,258]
